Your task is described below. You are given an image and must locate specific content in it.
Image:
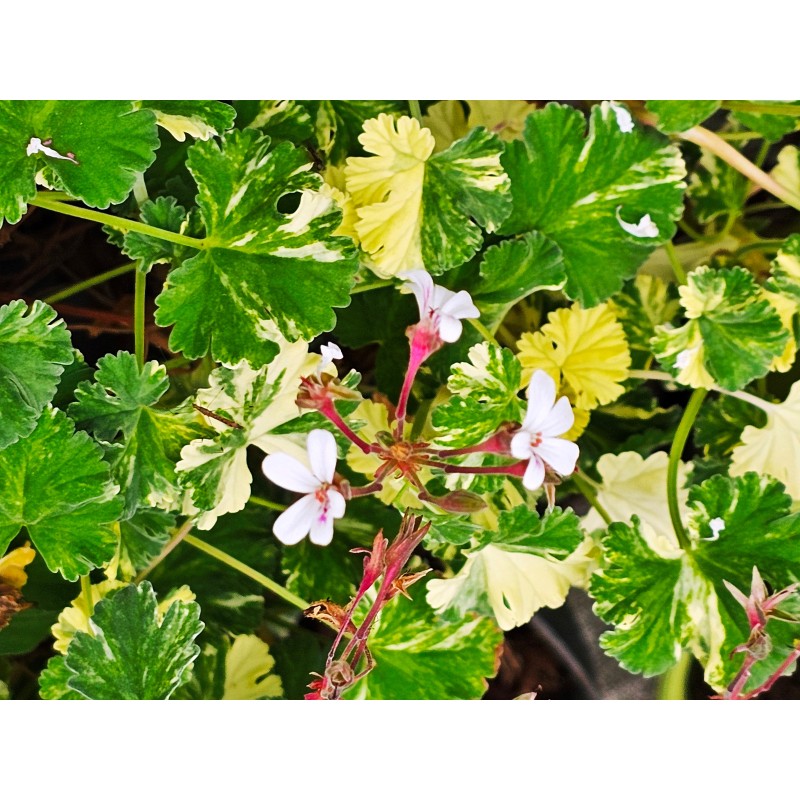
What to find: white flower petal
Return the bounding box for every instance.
[437,314,463,343]
[273,494,319,545]
[510,430,534,460]
[262,453,318,493]
[309,514,335,546]
[440,289,479,320]
[616,207,659,238]
[522,455,546,490]
[401,269,433,317]
[326,487,346,519]
[522,370,557,432]
[306,429,338,484]
[538,396,574,438]
[535,437,580,477]
[319,342,343,372]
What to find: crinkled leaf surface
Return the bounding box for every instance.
[116,508,175,580]
[646,100,720,133]
[591,473,800,690]
[652,266,787,391]
[767,234,800,302]
[0,407,121,580]
[499,102,686,306]
[696,393,767,459]
[281,534,362,603]
[357,581,502,699]
[480,506,584,557]
[155,129,358,364]
[0,300,73,450]
[39,656,83,700]
[730,105,797,141]
[120,196,191,273]
[608,274,680,353]
[63,581,203,700]
[0,100,158,223]
[239,100,315,143]
[140,100,235,141]
[69,352,207,514]
[432,342,522,447]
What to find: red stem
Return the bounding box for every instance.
[742,644,800,699]
[321,400,371,454]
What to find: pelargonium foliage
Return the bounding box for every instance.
[3,99,800,701]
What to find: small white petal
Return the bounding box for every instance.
[522,370,557,432]
[538,396,574,438]
[401,270,434,317]
[511,430,534,460]
[273,494,319,544]
[535,438,580,477]
[522,455,546,491]
[709,517,726,536]
[326,487,346,519]
[437,314,463,343]
[262,453,318,493]
[610,102,634,133]
[319,342,343,372]
[306,429,338,484]
[308,488,346,546]
[616,207,659,238]
[309,514,335,546]
[440,289,480,321]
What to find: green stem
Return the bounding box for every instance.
[183,534,308,611]
[134,268,146,368]
[43,261,137,304]
[162,355,193,371]
[30,196,206,250]
[745,201,796,215]
[664,240,687,284]
[668,388,707,551]
[754,140,771,170]
[248,495,288,512]
[572,472,613,526]
[721,101,800,117]
[718,131,764,142]
[136,520,194,583]
[733,239,785,258]
[468,317,497,344]
[80,575,95,624]
[657,650,692,700]
[39,191,79,202]
[350,278,393,294]
[408,100,423,125]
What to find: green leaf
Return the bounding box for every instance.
[688,152,749,224]
[0,100,159,223]
[69,352,207,514]
[239,101,314,143]
[140,100,235,141]
[695,393,767,458]
[608,274,680,353]
[177,342,314,530]
[0,407,122,580]
[421,126,511,275]
[483,506,584,558]
[39,656,83,700]
[116,508,174,580]
[475,231,565,324]
[0,300,73,450]
[646,100,721,133]
[500,102,686,306]
[119,196,191,273]
[767,233,800,302]
[652,266,788,390]
[62,581,203,700]
[357,581,502,699]
[591,473,800,690]
[282,535,362,604]
[730,105,797,141]
[432,342,522,447]
[154,129,358,364]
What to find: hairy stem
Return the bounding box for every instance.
[668,388,707,551]
[664,240,687,284]
[658,651,692,700]
[468,317,498,344]
[572,472,613,526]
[183,534,309,611]
[248,495,288,512]
[133,268,146,368]
[408,100,423,125]
[43,261,137,305]
[30,195,206,250]
[136,520,194,583]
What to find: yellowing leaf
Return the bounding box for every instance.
[423,101,468,152]
[762,289,797,372]
[517,303,631,410]
[0,543,35,589]
[424,100,535,152]
[51,579,126,655]
[581,451,690,556]
[323,165,359,242]
[345,114,434,277]
[730,381,800,499]
[223,634,283,700]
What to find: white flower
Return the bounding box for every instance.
[616,206,659,238]
[703,517,726,542]
[401,269,480,343]
[510,370,580,490]
[319,341,343,371]
[261,429,345,546]
[610,102,634,133]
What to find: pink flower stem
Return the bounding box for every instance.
[348,482,384,498]
[320,399,371,454]
[427,460,527,477]
[723,654,757,699]
[742,644,800,699]
[395,333,429,440]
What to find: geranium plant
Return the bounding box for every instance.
[2,99,800,700]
